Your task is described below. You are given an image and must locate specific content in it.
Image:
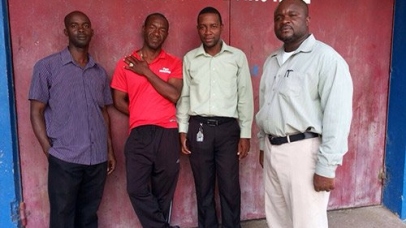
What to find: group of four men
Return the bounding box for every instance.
[29,0,353,227]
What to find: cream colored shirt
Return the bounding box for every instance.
[177,41,254,138]
[256,35,353,178]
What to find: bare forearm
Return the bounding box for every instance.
[114,99,129,115]
[102,106,113,150]
[30,108,51,155]
[144,70,181,103]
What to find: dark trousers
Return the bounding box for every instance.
[125,125,180,228]
[187,117,241,228]
[48,155,107,228]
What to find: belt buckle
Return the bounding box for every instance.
[207,119,218,126]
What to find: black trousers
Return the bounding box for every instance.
[48,155,107,228]
[125,125,180,228]
[187,117,241,228]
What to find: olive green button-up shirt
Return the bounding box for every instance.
[177,41,254,138]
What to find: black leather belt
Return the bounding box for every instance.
[268,132,320,145]
[191,116,236,126]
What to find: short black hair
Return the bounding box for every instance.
[144,13,169,30]
[64,11,90,28]
[198,7,223,25]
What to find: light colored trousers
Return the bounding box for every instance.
[264,137,330,228]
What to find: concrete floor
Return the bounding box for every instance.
[240,206,406,228]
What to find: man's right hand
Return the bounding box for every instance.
[43,145,51,158]
[259,150,264,168]
[180,133,191,155]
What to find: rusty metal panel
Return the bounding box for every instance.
[230,0,393,210]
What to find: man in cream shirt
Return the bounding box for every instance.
[256,0,353,227]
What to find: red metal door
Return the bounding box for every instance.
[9,0,393,227]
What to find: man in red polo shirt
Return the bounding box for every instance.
[110,13,182,228]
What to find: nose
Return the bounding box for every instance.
[77,25,85,32]
[281,16,291,24]
[204,27,211,35]
[150,28,160,36]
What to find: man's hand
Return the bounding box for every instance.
[124,55,150,76]
[313,173,335,192]
[180,133,191,155]
[107,149,116,175]
[259,150,264,168]
[237,138,250,160]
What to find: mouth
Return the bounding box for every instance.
[203,37,214,43]
[77,35,88,40]
[280,25,292,33]
[149,36,162,44]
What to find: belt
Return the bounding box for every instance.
[191,116,236,126]
[268,132,320,145]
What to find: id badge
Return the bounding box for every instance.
[196,123,204,142]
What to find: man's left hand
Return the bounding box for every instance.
[237,138,250,160]
[313,173,335,192]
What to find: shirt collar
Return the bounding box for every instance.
[194,40,233,57]
[60,47,96,68]
[271,34,316,58]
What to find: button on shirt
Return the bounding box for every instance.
[29,48,113,165]
[177,41,254,138]
[256,35,353,178]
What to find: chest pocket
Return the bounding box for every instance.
[278,71,304,98]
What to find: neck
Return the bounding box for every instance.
[68,45,89,67]
[204,40,222,56]
[283,33,311,52]
[139,47,161,63]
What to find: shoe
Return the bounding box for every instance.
[169,226,180,228]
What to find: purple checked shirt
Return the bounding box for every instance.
[29,48,113,165]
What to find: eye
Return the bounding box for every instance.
[83,23,90,29]
[274,15,283,22]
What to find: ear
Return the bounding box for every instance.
[306,16,310,26]
[64,28,68,36]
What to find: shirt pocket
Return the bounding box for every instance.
[278,71,304,98]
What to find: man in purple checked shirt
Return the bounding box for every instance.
[29,11,116,228]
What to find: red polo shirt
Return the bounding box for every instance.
[111,50,182,130]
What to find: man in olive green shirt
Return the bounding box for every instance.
[176,6,253,228]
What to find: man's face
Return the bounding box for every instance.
[274,0,309,44]
[143,15,168,50]
[64,13,93,48]
[197,13,223,49]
